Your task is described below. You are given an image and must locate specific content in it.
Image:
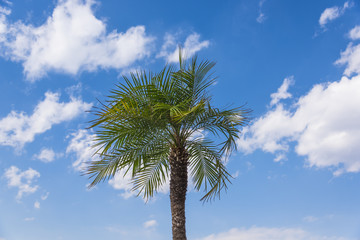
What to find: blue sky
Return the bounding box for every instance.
[0,0,360,239]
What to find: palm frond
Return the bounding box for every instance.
[85,51,251,203]
[184,105,251,155]
[187,139,232,202]
[131,154,169,201]
[87,130,169,187]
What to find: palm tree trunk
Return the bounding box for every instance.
[169,147,188,240]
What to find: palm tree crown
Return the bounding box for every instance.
[85,55,250,239]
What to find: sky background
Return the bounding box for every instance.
[0,0,360,239]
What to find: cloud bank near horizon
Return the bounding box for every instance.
[197,227,349,240]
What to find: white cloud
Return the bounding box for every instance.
[67,129,170,198]
[110,168,170,200]
[34,200,40,209]
[0,91,92,149]
[237,104,296,154]
[256,0,267,23]
[270,76,294,106]
[109,169,170,200]
[0,6,10,42]
[319,7,340,26]
[24,217,35,222]
[157,32,209,63]
[4,166,40,200]
[303,216,318,223]
[197,227,348,240]
[66,129,97,172]
[0,6,10,15]
[66,129,136,197]
[108,169,136,199]
[336,42,360,76]
[232,170,240,178]
[274,153,287,162]
[110,170,169,200]
[157,33,176,58]
[256,13,266,24]
[119,66,142,77]
[337,27,360,76]
[143,219,157,229]
[41,192,49,200]
[319,1,353,28]
[0,0,154,80]
[34,148,62,163]
[1,0,12,6]
[349,25,360,40]
[189,128,206,141]
[238,74,360,175]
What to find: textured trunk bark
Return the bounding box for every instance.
[169,146,188,240]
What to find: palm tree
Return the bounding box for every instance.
[85,54,250,240]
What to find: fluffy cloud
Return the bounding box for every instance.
[349,25,360,40]
[66,129,136,198]
[34,200,40,209]
[197,227,348,240]
[108,167,169,200]
[0,91,92,149]
[33,148,62,163]
[4,166,40,200]
[0,0,154,80]
[66,129,97,171]
[237,74,360,175]
[157,32,209,63]
[239,34,360,175]
[108,169,137,199]
[0,6,10,15]
[336,33,360,76]
[66,129,170,198]
[41,192,50,200]
[143,219,157,229]
[270,76,294,106]
[319,1,353,28]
